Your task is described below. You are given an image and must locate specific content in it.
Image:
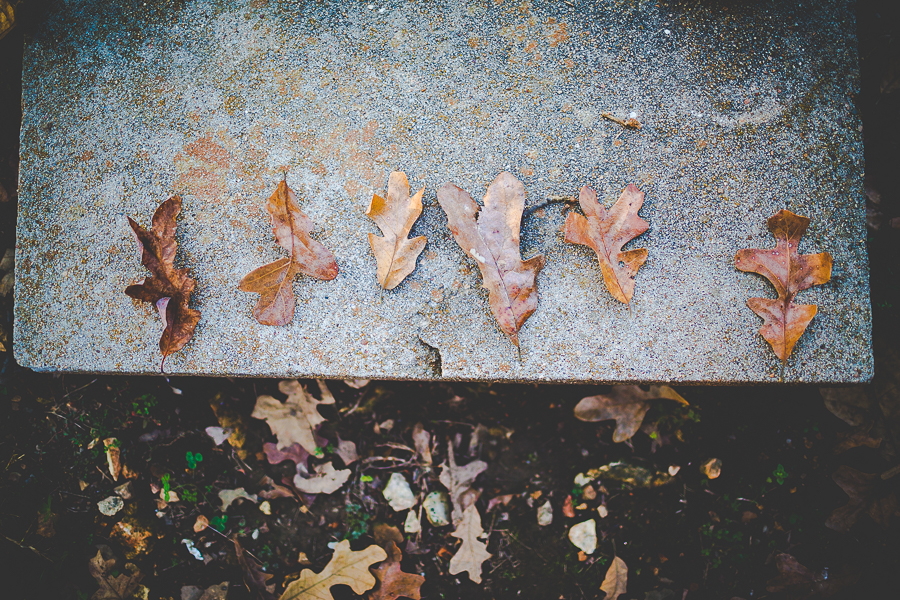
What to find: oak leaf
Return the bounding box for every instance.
[563,184,649,304]
[735,209,832,362]
[279,540,387,600]
[240,178,338,326]
[124,195,201,368]
[600,556,628,600]
[448,505,492,584]
[368,541,425,600]
[252,380,333,454]
[89,547,145,600]
[439,441,487,525]
[292,461,351,494]
[367,171,427,289]
[436,172,545,347]
[573,385,687,443]
[825,465,898,532]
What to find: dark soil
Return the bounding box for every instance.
[2,2,900,599]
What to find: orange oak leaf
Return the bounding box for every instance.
[124,195,201,369]
[563,184,649,305]
[368,541,424,600]
[367,171,426,289]
[735,209,832,362]
[239,177,339,326]
[436,172,545,347]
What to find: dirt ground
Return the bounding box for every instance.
[2,2,900,599]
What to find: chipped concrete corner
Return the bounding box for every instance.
[14,0,872,383]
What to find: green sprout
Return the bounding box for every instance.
[161,473,171,502]
[210,515,228,532]
[186,451,203,469]
[768,464,788,485]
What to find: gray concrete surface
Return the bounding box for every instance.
[14,0,872,383]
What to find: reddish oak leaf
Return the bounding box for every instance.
[367,171,427,290]
[436,172,545,347]
[368,541,425,600]
[563,184,649,304]
[240,178,338,326]
[735,210,832,362]
[125,195,201,369]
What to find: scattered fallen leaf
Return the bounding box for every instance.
[568,519,597,554]
[235,536,276,600]
[124,195,201,369]
[239,177,339,326]
[404,510,421,534]
[263,442,312,468]
[563,184,649,304]
[344,379,371,389]
[834,425,882,454]
[335,436,359,465]
[439,442,488,525]
[293,461,351,494]
[89,546,145,600]
[574,385,687,442]
[436,171,545,347]
[562,495,575,518]
[423,491,451,526]
[368,541,425,600]
[821,387,871,427]
[700,458,723,480]
[193,515,209,533]
[110,517,155,558]
[36,504,58,538]
[220,488,259,511]
[735,209,832,362]
[181,582,229,600]
[384,473,417,511]
[486,494,513,511]
[115,482,133,500]
[367,171,427,289]
[448,505,492,584]
[259,476,298,501]
[104,438,121,481]
[205,426,232,446]
[208,392,249,458]
[600,556,628,600]
[183,538,204,561]
[826,465,898,532]
[373,523,404,548]
[253,380,333,454]
[412,423,432,467]
[537,500,553,526]
[0,1,15,42]
[590,461,674,488]
[766,553,858,598]
[259,501,272,515]
[279,540,386,600]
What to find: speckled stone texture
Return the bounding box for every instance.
[14,0,872,383]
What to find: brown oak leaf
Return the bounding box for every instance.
[368,541,424,600]
[279,540,386,600]
[88,546,145,600]
[735,210,832,362]
[574,385,687,443]
[239,177,338,326]
[436,172,545,347]
[563,184,649,304]
[600,556,628,600]
[367,171,427,289]
[125,195,200,369]
[825,465,898,532]
[234,537,276,600]
[766,553,858,599]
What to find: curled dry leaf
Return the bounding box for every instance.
[104,438,121,481]
[239,177,338,326]
[335,436,359,465]
[279,540,386,600]
[263,442,312,468]
[600,556,628,600]
[448,505,492,584]
[412,423,432,467]
[124,195,201,369]
[574,385,687,443]
[367,171,427,289]
[368,541,425,600]
[253,380,333,454]
[700,458,723,480]
[564,184,649,304]
[293,462,351,495]
[439,441,488,525]
[437,172,545,347]
[735,209,832,362]
[220,488,259,511]
[826,465,898,532]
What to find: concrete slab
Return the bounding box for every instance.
[14,0,872,383]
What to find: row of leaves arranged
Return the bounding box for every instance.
[126,171,832,369]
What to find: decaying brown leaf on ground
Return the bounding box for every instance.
[735,209,832,362]
[124,195,201,369]
[564,184,649,305]
[240,177,338,326]
[252,380,333,454]
[279,540,386,600]
[234,537,276,600]
[437,172,545,347]
[88,546,146,600]
[825,465,898,532]
[293,461,351,494]
[573,385,687,443]
[766,553,858,599]
[448,505,492,584]
[368,541,425,600]
[439,441,488,525]
[600,556,628,600]
[367,171,427,290]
